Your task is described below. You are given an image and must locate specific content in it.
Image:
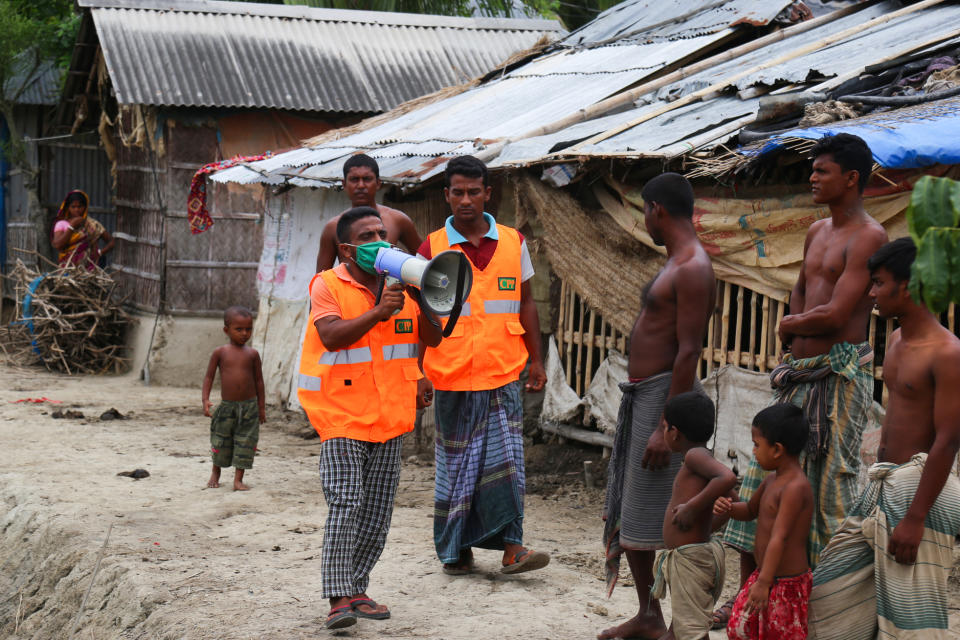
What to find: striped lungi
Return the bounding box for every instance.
[433,381,525,564]
[723,342,873,567]
[603,372,704,594]
[809,453,960,640]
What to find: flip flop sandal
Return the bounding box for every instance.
[325,604,357,629]
[711,597,735,630]
[442,562,474,575]
[350,597,391,620]
[500,548,550,574]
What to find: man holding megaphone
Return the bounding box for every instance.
[418,155,550,577]
[298,207,442,630]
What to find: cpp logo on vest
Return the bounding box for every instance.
[498,277,517,291]
[394,319,413,334]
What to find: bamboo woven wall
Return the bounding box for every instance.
[557,277,960,404]
[108,111,263,315]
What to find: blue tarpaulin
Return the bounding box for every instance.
[757,96,960,169]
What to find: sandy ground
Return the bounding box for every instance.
[1,363,959,640]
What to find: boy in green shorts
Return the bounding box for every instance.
[202,306,266,491]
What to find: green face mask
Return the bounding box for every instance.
[347,240,391,275]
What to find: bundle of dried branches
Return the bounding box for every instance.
[0,256,129,375]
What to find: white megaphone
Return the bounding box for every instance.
[373,247,473,317]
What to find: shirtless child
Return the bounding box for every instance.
[808,237,960,640]
[715,404,813,640]
[650,391,736,640]
[316,154,422,271]
[201,306,266,491]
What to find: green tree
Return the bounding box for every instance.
[282,0,559,21]
[0,0,79,262]
[905,175,960,313]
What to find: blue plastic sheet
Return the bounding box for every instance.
[756,97,960,169]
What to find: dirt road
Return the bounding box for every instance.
[1,364,957,639]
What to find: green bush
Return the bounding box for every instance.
[906,175,960,313]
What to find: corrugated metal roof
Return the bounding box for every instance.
[213,0,960,188]
[4,56,60,106]
[562,0,792,47]
[82,0,563,112]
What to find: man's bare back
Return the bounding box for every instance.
[784,216,887,358]
[316,205,421,272]
[628,245,715,380]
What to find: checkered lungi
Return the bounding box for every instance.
[320,435,403,598]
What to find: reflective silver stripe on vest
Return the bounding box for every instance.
[457,302,471,317]
[382,343,418,361]
[318,346,372,366]
[484,300,520,314]
[298,373,322,391]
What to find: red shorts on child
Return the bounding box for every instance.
[727,568,812,640]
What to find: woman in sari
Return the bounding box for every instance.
[50,190,114,270]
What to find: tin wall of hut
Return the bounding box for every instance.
[47,0,563,385]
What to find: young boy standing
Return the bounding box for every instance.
[651,391,737,640]
[715,404,813,640]
[202,306,266,491]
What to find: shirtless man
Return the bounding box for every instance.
[316,153,422,272]
[600,172,716,640]
[719,133,888,625]
[808,237,960,640]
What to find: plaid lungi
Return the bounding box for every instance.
[319,435,403,598]
[433,381,525,564]
[723,342,873,567]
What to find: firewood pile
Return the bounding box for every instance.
[0,259,129,374]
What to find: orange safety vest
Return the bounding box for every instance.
[422,223,528,391]
[297,268,422,442]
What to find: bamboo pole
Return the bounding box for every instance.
[558,279,567,340]
[758,294,770,371]
[705,283,716,375]
[585,308,597,390]
[576,295,587,396]
[719,282,732,367]
[568,0,947,151]
[774,300,786,361]
[565,286,575,388]
[748,290,757,371]
[733,284,744,367]
[948,303,956,334]
[599,318,608,364]
[477,1,872,165]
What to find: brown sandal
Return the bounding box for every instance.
[711,597,735,630]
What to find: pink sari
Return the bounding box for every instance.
[53,190,103,270]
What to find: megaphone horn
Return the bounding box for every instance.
[374,247,473,317]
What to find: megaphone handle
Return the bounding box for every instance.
[441,253,469,338]
[375,273,403,318]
